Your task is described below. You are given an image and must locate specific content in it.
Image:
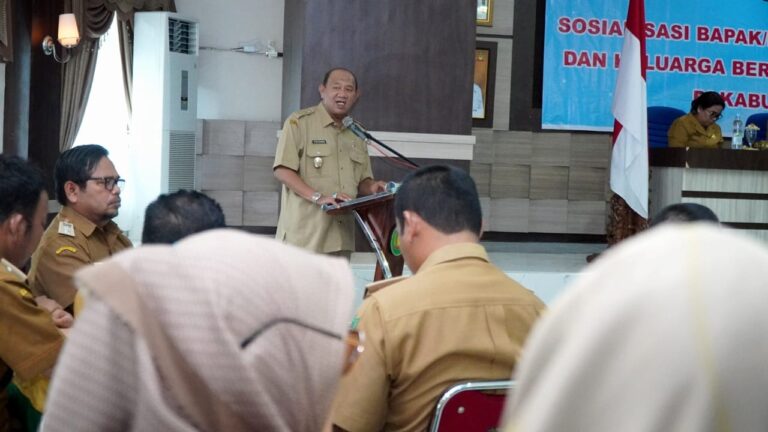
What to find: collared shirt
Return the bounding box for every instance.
[28,206,132,309]
[331,243,546,432]
[668,113,723,148]
[273,102,374,253]
[0,258,63,431]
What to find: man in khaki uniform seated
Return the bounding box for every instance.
[330,165,546,431]
[0,155,71,431]
[273,67,387,257]
[29,145,132,311]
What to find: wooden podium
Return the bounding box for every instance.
[323,191,404,281]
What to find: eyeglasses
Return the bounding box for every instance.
[705,109,723,121]
[88,176,125,191]
[240,318,364,374]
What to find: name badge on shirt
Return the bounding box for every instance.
[312,139,327,144]
[58,221,75,237]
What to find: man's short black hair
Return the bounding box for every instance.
[322,67,358,90]
[0,155,46,227]
[395,165,482,236]
[650,203,719,227]
[142,190,226,244]
[55,144,109,205]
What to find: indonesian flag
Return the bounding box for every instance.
[610,0,648,218]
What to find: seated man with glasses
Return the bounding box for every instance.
[29,144,132,313]
[668,91,725,148]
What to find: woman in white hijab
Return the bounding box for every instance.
[504,223,768,432]
[42,229,356,432]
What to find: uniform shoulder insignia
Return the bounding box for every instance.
[0,258,27,282]
[363,275,409,299]
[56,246,78,255]
[295,106,316,119]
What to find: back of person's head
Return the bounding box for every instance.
[49,230,355,431]
[691,91,725,113]
[504,224,768,431]
[0,155,46,226]
[395,165,482,236]
[650,203,719,227]
[142,190,226,244]
[55,144,109,205]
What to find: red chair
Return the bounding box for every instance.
[429,380,515,432]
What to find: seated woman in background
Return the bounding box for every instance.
[42,229,356,432]
[668,91,725,148]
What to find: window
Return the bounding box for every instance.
[73,15,136,233]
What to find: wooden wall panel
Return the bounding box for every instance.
[284,0,476,135]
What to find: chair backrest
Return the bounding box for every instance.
[648,106,686,148]
[745,113,768,142]
[429,380,514,432]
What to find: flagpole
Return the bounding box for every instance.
[607,0,649,246]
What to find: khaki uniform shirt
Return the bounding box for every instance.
[28,206,132,309]
[331,243,546,431]
[668,113,723,148]
[273,103,374,253]
[0,259,63,431]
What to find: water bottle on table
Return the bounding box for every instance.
[732,114,743,149]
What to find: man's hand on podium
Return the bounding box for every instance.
[332,192,353,202]
[316,192,353,208]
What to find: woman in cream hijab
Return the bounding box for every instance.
[42,229,356,431]
[504,223,768,432]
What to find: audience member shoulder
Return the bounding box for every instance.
[0,258,27,284]
[363,275,409,299]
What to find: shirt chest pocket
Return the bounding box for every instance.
[349,149,367,164]
[348,148,369,182]
[304,143,333,178]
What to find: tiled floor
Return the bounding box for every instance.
[349,241,607,309]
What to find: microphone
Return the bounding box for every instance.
[342,116,372,141]
[341,116,419,169]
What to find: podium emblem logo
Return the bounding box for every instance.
[390,230,401,257]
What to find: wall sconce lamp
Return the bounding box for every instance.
[42,13,80,63]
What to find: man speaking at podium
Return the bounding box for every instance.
[273,68,387,257]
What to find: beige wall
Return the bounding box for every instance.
[471,129,612,234]
[175,0,284,122]
[195,120,282,227]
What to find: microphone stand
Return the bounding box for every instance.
[362,132,420,169]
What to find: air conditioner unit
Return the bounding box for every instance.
[130,11,198,243]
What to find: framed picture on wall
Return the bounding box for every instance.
[0,0,13,62]
[473,41,496,128]
[477,0,493,27]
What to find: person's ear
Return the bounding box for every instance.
[6,213,27,243]
[400,210,421,242]
[64,180,80,204]
[318,83,326,95]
